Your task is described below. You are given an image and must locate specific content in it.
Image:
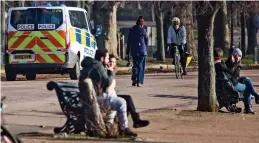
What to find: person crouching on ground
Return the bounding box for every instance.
[214,48,259,114]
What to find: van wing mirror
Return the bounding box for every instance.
[92,24,102,37]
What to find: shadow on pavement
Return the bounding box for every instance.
[152,95,198,100]
[31,110,64,115]
[3,113,63,118]
[18,132,169,143]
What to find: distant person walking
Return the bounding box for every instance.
[127,16,148,87]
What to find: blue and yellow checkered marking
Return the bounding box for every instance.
[70,27,96,49]
[75,29,81,44]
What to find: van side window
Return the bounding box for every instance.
[69,10,88,30]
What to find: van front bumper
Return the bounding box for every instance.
[5,63,72,74]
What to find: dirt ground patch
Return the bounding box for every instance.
[20,104,259,143]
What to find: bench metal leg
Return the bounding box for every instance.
[54,119,71,134]
[54,117,86,134]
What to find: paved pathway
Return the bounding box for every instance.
[1,70,259,135]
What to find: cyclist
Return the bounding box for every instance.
[167,17,188,75]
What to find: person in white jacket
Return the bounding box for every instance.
[167,17,188,75]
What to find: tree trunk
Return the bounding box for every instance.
[178,2,197,60]
[1,0,5,58]
[214,7,224,49]
[79,79,107,137]
[154,7,165,62]
[196,2,219,112]
[246,12,257,55]
[230,2,234,49]
[240,11,246,57]
[81,1,85,9]
[222,1,230,55]
[77,0,81,8]
[14,1,24,7]
[163,8,172,52]
[85,2,93,20]
[93,2,119,57]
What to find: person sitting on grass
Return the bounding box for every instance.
[106,55,150,128]
[214,48,259,114]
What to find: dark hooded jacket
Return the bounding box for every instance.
[79,57,114,96]
[126,22,148,57]
[225,57,242,78]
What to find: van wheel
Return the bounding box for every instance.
[26,72,36,80]
[69,60,80,80]
[5,67,17,81]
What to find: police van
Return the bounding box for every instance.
[5,2,102,81]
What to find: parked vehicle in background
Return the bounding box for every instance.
[4,2,102,81]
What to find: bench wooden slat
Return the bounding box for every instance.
[60,87,80,93]
[56,82,79,88]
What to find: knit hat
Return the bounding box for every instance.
[232,48,242,58]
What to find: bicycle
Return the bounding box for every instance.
[1,96,22,143]
[173,45,183,79]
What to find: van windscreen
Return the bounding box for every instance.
[10,8,63,31]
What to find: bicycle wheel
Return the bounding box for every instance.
[1,126,21,143]
[174,55,181,79]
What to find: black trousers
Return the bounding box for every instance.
[117,94,137,116]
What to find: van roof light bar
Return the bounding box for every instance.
[31,2,65,7]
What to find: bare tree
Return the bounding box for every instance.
[93,1,121,58]
[79,79,107,137]
[222,1,230,53]
[240,10,246,57]
[175,2,197,60]
[228,1,259,56]
[214,1,230,54]
[1,0,6,58]
[196,1,221,112]
[230,2,234,49]
[152,1,174,62]
[246,12,257,56]
[196,1,259,112]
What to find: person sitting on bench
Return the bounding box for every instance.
[79,48,137,137]
[106,55,150,128]
[214,48,259,114]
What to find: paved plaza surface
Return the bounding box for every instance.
[1,70,259,142]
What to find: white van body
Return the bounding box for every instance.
[5,3,100,81]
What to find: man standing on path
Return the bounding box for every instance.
[127,16,148,87]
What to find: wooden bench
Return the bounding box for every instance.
[47,80,119,136]
[47,81,86,134]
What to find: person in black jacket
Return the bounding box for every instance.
[225,48,242,78]
[214,48,259,114]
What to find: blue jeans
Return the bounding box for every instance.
[97,93,128,130]
[131,56,146,84]
[234,77,259,106]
